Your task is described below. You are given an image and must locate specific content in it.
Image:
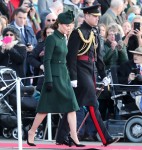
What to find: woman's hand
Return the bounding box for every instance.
[26,45,33,52]
[29,7,36,19]
[3,42,15,50]
[111,41,117,50]
[134,29,142,46]
[135,29,142,38]
[123,30,135,46]
[39,50,44,57]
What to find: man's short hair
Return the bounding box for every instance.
[14,7,27,16]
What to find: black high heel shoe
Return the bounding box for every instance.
[68,136,85,147]
[25,131,36,146]
[27,138,36,146]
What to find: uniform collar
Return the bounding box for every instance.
[81,21,95,30]
[54,30,65,39]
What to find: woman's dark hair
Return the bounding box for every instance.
[19,0,32,7]
[52,20,60,30]
[41,26,52,39]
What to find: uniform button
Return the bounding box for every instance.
[59,61,61,63]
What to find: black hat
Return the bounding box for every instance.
[81,3,101,16]
[2,25,21,41]
[58,10,74,24]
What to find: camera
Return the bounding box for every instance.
[132,67,142,81]
[136,74,142,81]
[28,3,34,9]
[132,67,140,74]
[134,22,140,31]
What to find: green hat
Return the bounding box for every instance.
[81,3,101,16]
[58,10,74,24]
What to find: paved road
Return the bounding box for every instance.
[0,137,142,150]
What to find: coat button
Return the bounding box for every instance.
[59,61,61,63]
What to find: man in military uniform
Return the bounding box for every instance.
[56,4,119,146]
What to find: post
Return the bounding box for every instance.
[48,113,52,140]
[16,77,23,150]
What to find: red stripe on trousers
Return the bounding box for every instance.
[89,106,107,145]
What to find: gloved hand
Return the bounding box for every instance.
[102,77,111,86]
[136,74,142,81]
[45,82,53,92]
[71,80,77,88]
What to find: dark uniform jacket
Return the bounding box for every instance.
[67,21,106,107]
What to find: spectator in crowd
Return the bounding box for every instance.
[0,15,8,28]
[0,25,27,78]
[97,0,111,15]
[116,0,128,26]
[11,8,37,53]
[56,4,119,146]
[107,22,124,39]
[124,0,137,14]
[99,26,128,120]
[19,0,41,34]
[127,12,136,23]
[122,20,132,37]
[75,13,84,28]
[27,10,85,147]
[0,0,15,22]
[40,1,63,29]
[28,26,54,91]
[99,24,107,40]
[36,12,57,41]
[38,0,63,15]
[11,7,37,85]
[99,0,124,26]
[82,0,98,7]
[126,5,141,18]
[44,13,57,28]
[63,0,82,18]
[0,18,5,40]
[118,46,142,85]
[99,23,107,48]
[123,15,142,60]
[37,0,49,15]
[103,25,128,69]
[117,46,142,112]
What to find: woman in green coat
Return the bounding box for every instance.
[27,11,84,147]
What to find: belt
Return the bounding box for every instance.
[77,55,95,62]
[51,60,66,64]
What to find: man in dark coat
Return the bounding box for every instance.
[117,47,142,112]
[56,4,119,146]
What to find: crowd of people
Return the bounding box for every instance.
[0,0,142,147]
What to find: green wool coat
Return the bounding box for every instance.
[36,30,79,113]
